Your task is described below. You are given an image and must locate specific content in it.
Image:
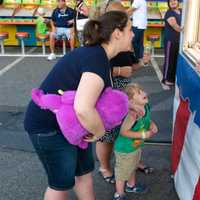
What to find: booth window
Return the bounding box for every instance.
[183,0,200,64]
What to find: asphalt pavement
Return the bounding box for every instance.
[0,48,179,200]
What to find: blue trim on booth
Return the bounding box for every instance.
[176,54,200,127]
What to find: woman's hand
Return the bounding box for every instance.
[67,19,74,25]
[119,66,133,78]
[83,133,101,142]
[167,17,182,32]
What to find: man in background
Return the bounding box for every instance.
[48,0,75,60]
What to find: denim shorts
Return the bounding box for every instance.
[28,131,94,191]
[51,27,71,40]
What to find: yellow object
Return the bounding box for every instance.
[40,0,57,8]
[141,130,146,139]
[0,25,18,45]
[3,0,21,8]
[133,139,142,148]
[121,0,131,8]
[66,0,76,8]
[58,89,64,95]
[144,28,162,48]
[22,0,40,9]
[84,0,93,7]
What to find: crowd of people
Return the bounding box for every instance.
[25,0,189,200]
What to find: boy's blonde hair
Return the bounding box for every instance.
[124,83,143,100]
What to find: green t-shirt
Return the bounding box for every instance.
[114,104,151,153]
[36,17,48,35]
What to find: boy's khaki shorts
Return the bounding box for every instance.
[115,148,141,181]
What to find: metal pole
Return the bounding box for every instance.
[42,42,46,55]
[21,39,25,55]
[0,40,5,54]
[63,39,66,55]
[151,41,155,58]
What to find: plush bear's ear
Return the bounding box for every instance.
[31,88,44,107]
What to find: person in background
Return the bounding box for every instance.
[162,0,182,86]
[111,50,140,90]
[71,0,89,48]
[128,0,147,63]
[35,7,49,36]
[47,0,75,60]
[113,84,158,200]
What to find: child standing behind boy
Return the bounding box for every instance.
[36,8,49,36]
[113,84,158,200]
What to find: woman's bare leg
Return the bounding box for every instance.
[74,172,95,200]
[44,187,68,200]
[96,141,113,176]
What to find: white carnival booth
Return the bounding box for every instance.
[172,0,200,200]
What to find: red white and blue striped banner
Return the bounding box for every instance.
[172,55,200,200]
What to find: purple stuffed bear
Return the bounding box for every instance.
[32,87,128,149]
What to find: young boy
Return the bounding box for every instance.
[36,7,49,36]
[113,84,158,200]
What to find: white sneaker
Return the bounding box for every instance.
[47,53,56,61]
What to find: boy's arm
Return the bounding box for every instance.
[121,129,145,139]
[120,113,155,139]
[120,113,144,139]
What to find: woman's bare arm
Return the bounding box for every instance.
[167,17,182,32]
[112,66,132,77]
[74,72,105,138]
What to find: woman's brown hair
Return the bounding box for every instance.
[83,10,128,46]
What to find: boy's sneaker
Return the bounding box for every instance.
[47,53,56,61]
[113,193,127,200]
[125,182,148,194]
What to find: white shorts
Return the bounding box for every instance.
[51,27,71,40]
[76,18,89,31]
